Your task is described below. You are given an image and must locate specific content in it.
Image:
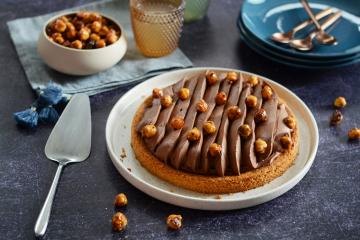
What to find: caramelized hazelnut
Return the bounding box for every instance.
[89,12,102,22]
[78,28,90,41]
[196,99,208,112]
[112,212,128,231]
[54,35,64,44]
[255,108,268,123]
[66,22,75,31]
[248,75,259,86]
[170,117,185,130]
[227,71,238,83]
[99,25,109,36]
[206,71,218,85]
[114,193,128,207]
[348,128,360,140]
[187,128,201,141]
[255,138,267,154]
[141,124,157,138]
[227,106,241,120]
[245,95,257,108]
[152,88,163,98]
[106,32,118,44]
[330,110,343,125]
[54,19,67,32]
[77,11,91,21]
[215,91,227,105]
[334,96,347,108]
[283,116,296,129]
[239,124,252,138]
[96,39,106,48]
[203,120,216,135]
[71,40,83,49]
[160,95,173,108]
[261,85,273,100]
[60,16,69,23]
[91,20,102,33]
[74,21,85,30]
[178,88,190,100]
[66,29,77,39]
[167,214,182,230]
[209,143,222,157]
[90,33,100,41]
[280,135,292,149]
[51,32,62,39]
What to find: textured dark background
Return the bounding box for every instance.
[0,0,359,239]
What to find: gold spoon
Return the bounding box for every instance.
[300,0,337,45]
[271,7,332,44]
[290,11,342,51]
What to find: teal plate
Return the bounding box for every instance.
[237,18,360,65]
[240,0,360,59]
[238,22,360,69]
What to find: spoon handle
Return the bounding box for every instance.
[309,11,342,39]
[300,0,323,31]
[293,7,332,32]
[34,163,65,237]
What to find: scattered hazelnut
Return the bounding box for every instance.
[178,88,190,100]
[141,124,157,138]
[203,120,216,135]
[330,110,343,125]
[254,108,268,123]
[283,116,296,129]
[112,212,128,231]
[152,88,163,98]
[261,85,273,100]
[114,193,128,207]
[54,19,67,32]
[227,71,238,83]
[245,95,257,108]
[333,96,347,108]
[209,143,222,157]
[106,32,118,44]
[160,95,173,108]
[239,124,252,138]
[196,99,208,112]
[91,20,102,33]
[348,128,360,140]
[248,75,259,86]
[280,135,292,149]
[170,116,185,130]
[227,106,242,120]
[96,39,106,48]
[167,214,182,230]
[187,127,201,141]
[255,138,267,154]
[206,71,219,85]
[215,91,227,105]
[71,40,83,49]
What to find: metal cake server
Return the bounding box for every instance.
[34,94,91,237]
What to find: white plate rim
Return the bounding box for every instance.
[105,67,319,210]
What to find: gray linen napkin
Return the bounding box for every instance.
[7,0,192,95]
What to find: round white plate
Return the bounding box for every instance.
[106,67,319,210]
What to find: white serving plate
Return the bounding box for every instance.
[106,67,319,210]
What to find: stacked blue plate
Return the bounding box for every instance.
[237,0,360,69]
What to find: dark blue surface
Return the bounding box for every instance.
[241,0,360,58]
[0,0,360,239]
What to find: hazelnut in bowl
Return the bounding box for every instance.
[37,11,127,75]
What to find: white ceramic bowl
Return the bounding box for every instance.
[37,12,127,76]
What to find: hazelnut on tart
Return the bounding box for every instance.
[131,71,299,194]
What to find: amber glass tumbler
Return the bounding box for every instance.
[130,0,185,57]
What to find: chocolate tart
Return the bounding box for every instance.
[131,70,299,194]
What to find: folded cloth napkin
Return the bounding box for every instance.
[7,0,192,95]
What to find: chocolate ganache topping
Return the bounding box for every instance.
[137,71,294,176]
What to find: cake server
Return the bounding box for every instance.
[34,93,91,237]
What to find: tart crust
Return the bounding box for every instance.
[131,98,299,194]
